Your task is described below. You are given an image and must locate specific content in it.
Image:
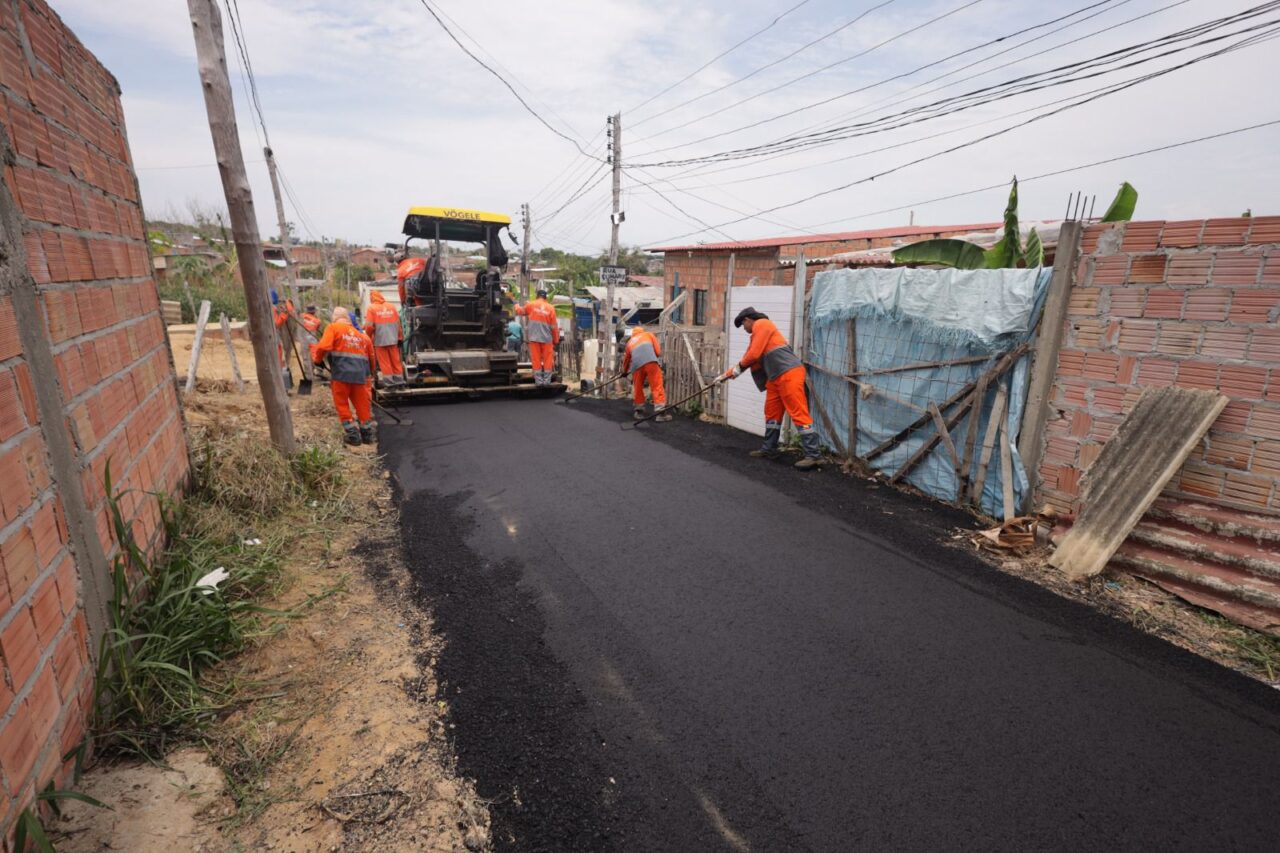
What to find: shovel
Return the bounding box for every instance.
[285,325,312,396]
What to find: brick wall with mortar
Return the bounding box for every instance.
[1036,216,1280,517]
[0,0,187,829]
[661,227,998,340]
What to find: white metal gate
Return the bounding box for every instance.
[725,285,794,436]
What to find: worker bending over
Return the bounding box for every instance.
[622,326,670,421]
[313,307,376,446]
[722,307,821,469]
[396,256,427,306]
[301,304,323,363]
[520,288,559,386]
[364,291,405,385]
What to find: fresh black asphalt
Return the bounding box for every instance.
[379,396,1280,852]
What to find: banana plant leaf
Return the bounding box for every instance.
[1024,226,1044,267]
[983,178,1023,268]
[891,238,987,269]
[1101,182,1138,222]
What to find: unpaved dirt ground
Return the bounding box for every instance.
[54,386,490,852]
[169,324,263,385]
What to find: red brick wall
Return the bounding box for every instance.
[1037,217,1280,515]
[0,0,186,829]
[660,227,993,336]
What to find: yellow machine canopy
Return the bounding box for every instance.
[403,206,512,244]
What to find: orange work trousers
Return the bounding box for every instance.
[331,380,372,423]
[374,344,404,377]
[631,362,666,406]
[763,365,812,429]
[529,341,555,372]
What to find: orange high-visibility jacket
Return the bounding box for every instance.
[397,257,427,304]
[738,317,803,388]
[364,291,402,346]
[522,298,560,345]
[313,319,374,384]
[621,328,661,375]
[301,312,323,334]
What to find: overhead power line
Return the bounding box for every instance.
[629,4,1280,168]
[642,23,1280,246]
[415,0,601,160]
[630,0,982,145]
[634,0,1124,156]
[793,118,1280,234]
[628,0,817,118]
[630,0,896,130]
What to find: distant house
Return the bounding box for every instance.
[351,247,390,270]
[648,223,999,332]
[290,245,323,266]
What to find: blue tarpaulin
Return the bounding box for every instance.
[807,266,1053,517]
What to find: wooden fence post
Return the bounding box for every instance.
[1018,220,1082,506]
[184,299,212,393]
[221,312,245,392]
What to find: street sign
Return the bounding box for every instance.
[598,265,627,286]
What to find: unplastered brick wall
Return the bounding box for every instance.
[0,0,186,830]
[1037,217,1280,516]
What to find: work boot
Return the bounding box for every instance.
[654,408,673,422]
[750,422,781,458]
[342,421,361,446]
[633,407,646,420]
[359,420,376,444]
[794,430,823,470]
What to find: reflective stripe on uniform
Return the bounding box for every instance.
[626,340,657,374]
[330,351,370,384]
[372,323,399,346]
[527,320,554,343]
[761,344,803,381]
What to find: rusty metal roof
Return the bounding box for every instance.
[646,223,999,254]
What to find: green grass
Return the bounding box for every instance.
[92,433,345,761]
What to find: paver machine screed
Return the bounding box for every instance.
[380,206,565,403]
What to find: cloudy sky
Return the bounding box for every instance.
[55,0,1280,252]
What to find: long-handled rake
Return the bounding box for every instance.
[557,372,627,404]
[621,376,724,431]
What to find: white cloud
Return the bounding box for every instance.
[55,0,1280,250]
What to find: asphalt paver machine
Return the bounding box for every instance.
[379,206,565,403]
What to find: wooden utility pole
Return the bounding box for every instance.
[264,147,298,304]
[264,146,312,384]
[187,0,296,453]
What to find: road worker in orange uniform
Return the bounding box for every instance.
[396,257,427,306]
[519,288,559,386]
[270,290,293,387]
[300,304,323,363]
[721,306,822,469]
[621,326,671,421]
[313,306,376,446]
[363,291,405,385]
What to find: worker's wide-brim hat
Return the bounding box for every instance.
[734,306,764,328]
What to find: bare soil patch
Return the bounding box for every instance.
[53,388,490,851]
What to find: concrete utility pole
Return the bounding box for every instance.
[520,202,531,298]
[605,112,622,378]
[187,0,295,453]
[264,145,312,385]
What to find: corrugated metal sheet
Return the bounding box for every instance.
[1054,498,1280,636]
[1050,388,1228,580]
